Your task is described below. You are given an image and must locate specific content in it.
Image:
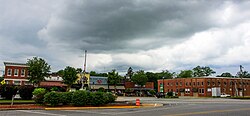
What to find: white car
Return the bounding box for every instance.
[221,93,231,97]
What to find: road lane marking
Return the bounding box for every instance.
[164,108,250,116]
[17,110,66,116]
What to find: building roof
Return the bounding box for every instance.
[162,77,250,80]
[40,81,66,87]
[4,62,28,67]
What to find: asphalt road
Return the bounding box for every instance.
[1,97,250,116]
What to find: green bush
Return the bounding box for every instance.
[149,90,156,95]
[61,92,73,105]
[72,90,88,106]
[104,92,116,104]
[91,92,106,106]
[19,85,35,100]
[98,87,105,92]
[44,92,61,106]
[166,92,173,97]
[32,88,47,104]
[0,85,18,100]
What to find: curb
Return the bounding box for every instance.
[45,104,163,110]
[0,103,163,110]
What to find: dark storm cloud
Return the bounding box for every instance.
[40,0,225,53]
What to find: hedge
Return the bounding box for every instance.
[32,89,117,106]
[32,88,47,104]
[0,85,18,100]
[71,90,89,106]
[44,92,61,106]
[19,85,35,100]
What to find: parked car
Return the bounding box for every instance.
[156,92,165,98]
[221,93,231,97]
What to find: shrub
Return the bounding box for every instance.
[166,92,173,97]
[33,88,47,104]
[19,85,35,100]
[104,92,116,104]
[98,87,105,92]
[61,92,73,105]
[0,85,18,100]
[149,90,156,95]
[44,92,61,106]
[72,90,88,106]
[91,92,106,106]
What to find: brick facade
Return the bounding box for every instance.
[4,62,29,86]
[158,77,250,97]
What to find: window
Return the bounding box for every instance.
[176,82,178,86]
[197,82,200,86]
[14,81,20,85]
[14,69,19,76]
[21,69,25,77]
[218,81,221,86]
[224,82,227,86]
[201,82,204,86]
[193,82,196,86]
[7,69,12,76]
[199,88,205,94]
[189,82,192,86]
[207,88,211,92]
[207,81,210,86]
[180,82,182,86]
[185,88,190,94]
[186,82,188,86]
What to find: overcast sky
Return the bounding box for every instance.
[1,0,250,76]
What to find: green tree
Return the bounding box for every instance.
[0,77,3,82]
[158,70,175,79]
[193,66,215,77]
[61,66,78,91]
[177,70,193,78]
[237,71,250,78]
[90,71,108,77]
[125,67,134,81]
[27,57,51,86]
[108,69,122,93]
[146,72,158,90]
[217,72,233,77]
[131,70,148,96]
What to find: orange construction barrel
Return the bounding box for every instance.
[136,99,140,106]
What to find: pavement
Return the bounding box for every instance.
[0,97,163,110]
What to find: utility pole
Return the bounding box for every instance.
[81,50,87,90]
[240,65,244,97]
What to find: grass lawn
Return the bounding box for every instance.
[0,99,35,103]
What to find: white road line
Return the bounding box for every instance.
[65,107,171,115]
[17,110,66,116]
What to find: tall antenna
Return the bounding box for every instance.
[83,50,87,73]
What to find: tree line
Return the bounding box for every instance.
[25,57,250,91]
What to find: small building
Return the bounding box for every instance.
[125,82,154,96]
[89,76,125,91]
[158,77,250,97]
[3,62,30,85]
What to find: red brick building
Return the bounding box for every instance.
[158,77,250,97]
[3,62,65,87]
[4,62,30,85]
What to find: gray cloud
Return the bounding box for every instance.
[1,0,250,75]
[39,0,227,53]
